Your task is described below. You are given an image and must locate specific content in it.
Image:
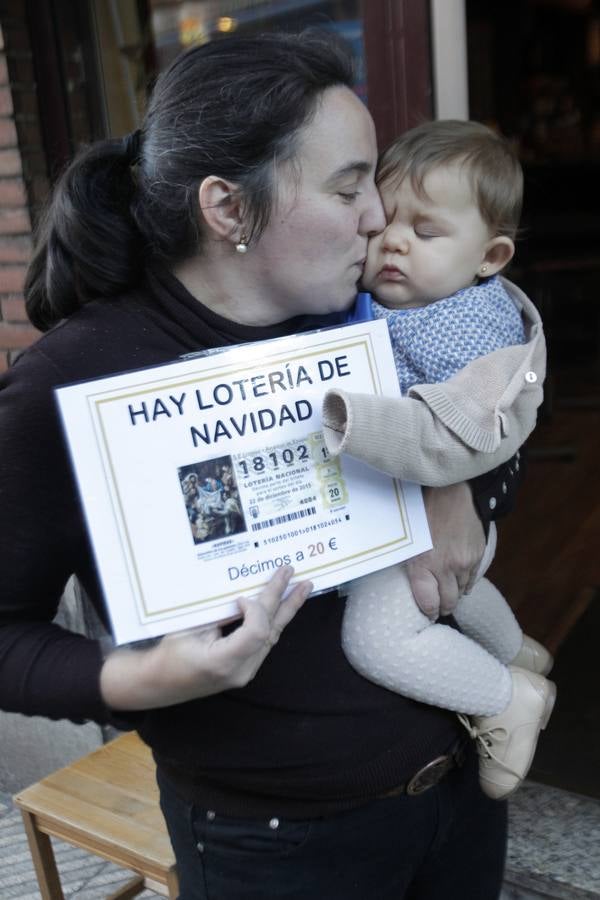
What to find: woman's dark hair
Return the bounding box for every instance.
[26,31,354,330]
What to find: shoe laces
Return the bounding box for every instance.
[457,714,522,781]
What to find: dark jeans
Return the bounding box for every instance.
[157,748,507,900]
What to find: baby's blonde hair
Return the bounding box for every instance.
[377,120,523,239]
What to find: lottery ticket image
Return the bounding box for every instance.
[232,431,346,539]
[178,455,246,545]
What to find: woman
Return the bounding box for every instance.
[1,33,511,898]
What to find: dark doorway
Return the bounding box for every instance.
[466,0,600,799]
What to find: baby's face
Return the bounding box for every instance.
[363,163,493,309]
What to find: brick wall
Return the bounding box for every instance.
[0,11,43,373]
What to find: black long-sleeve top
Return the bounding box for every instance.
[0,268,520,817]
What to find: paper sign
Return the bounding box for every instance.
[56,320,431,644]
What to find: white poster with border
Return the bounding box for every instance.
[56,319,431,644]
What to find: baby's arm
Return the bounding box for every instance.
[321,360,539,485]
[322,284,545,486]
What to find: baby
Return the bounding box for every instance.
[322,120,555,800]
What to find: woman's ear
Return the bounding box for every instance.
[479,236,515,278]
[197,176,245,244]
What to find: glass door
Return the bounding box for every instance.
[147,0,433,143]
[149,1,366,98]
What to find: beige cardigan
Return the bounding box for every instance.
[321,279,545,487]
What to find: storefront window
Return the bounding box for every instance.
[149,0,367,100]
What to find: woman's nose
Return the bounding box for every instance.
[360,188,386,236]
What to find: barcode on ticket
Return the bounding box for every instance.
[250,506,317,532]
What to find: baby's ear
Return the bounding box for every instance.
[480,236,515,277]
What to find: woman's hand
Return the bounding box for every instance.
[406,483,486,620]
[100,566,312,711]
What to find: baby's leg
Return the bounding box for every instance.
[342,565,512,716]
[453,578,523,665]
[455,522,552,673]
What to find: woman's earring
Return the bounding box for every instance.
[235,233,249,254]
[480,264,489,275]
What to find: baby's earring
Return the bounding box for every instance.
[480,263,489,276]
[235,233,249,254]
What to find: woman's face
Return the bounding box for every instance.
[248,86,385,321]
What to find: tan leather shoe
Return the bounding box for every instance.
[459,666,556,800]
[511,634,554,676]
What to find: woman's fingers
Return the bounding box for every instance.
[406,559,440,620]
[407,551,467,619]
[463,568,480,596]
[101,567,313,708]
[411,482,487,617]
[270,576,314,629]
[437,571,462,617]
[250,564,295,614]
[214,567,312,663]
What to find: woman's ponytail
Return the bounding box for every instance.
[25,137,144,331]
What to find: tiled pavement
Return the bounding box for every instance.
[0,790,157,899]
